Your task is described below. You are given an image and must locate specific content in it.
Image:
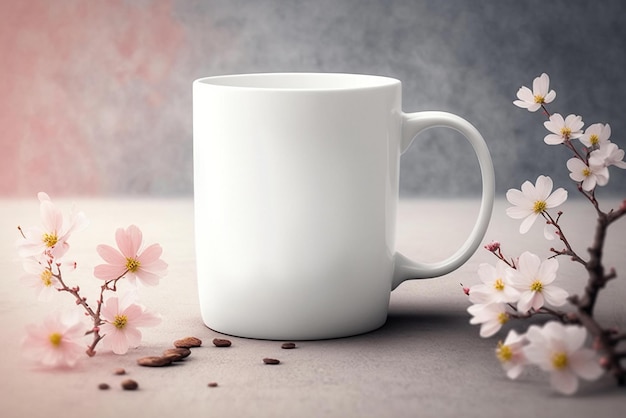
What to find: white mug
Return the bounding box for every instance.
[193,73,494,340]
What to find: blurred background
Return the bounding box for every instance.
[2,0,625,198]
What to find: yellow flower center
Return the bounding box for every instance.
[113,314,128,330]
[530,280,543,292]
[493,278,505,291]
[496,341,513,363]
[49,332,63,347]
[582,168,591,177]
[552,352,569,370]
[498,312,509,325]
[533,200,547,214]
[589,134,599,146]
[560,127,572,139]
[42,233,58,248]
[125,257,141,273]
[40,269,53,287]
[533,95,545,104]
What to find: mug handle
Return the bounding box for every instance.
[391,111,495,290]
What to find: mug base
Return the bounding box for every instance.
[202,317,388,341]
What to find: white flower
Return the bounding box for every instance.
[543,113,584,145]
[523,322,604,395]
[469,261,520,305]
[506,175,568,234]
[507,252,569,314]
[496,329,527,380]
[579,123,611,148]
[513,73,556,112]
[467,303,510,338]
[566,158,610,191]
[589,142,626,169]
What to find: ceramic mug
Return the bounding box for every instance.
[193,73,494,340]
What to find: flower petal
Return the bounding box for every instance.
[542,286,568,307]
[94,264,127,281]
[137,243,163,265]
[534,175,553,201]
[545,188,568,208]
[135,269,162,286]
[96,244,126,265]
[550,369,578,395]
[569,350,604,380]
[517,291,535,314]
[519,212,539,234]
[516,86,534,102]
[506,188,532,209]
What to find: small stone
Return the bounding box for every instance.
[212,338,232,347]
[174,336,202,348]
[207,382,218,387]
[113,368,126,375]
[137,356,174,367]
[263,357,280,365]
[121,379,139,390]
[163,347,191,361]
[98,383,110,390]
[281,342,297,349]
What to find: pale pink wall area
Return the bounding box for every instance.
[0,0,185,196]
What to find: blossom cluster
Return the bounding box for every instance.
[514,73,626,192]
[17,193,167,368]
[466,73,626,395]
[468,239,602,395]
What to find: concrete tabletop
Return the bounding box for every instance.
[1,197,624,418]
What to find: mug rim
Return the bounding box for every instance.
[194,72,400,91]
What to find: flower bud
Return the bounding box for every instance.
[599,356,610,369]
[484,241,501,252]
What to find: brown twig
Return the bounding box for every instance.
[52,261,128,357]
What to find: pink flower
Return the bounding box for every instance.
[16,192,88,260]
[100,293,161,354]
[94,225,168,286]
[22,311,85,368]
[19,258,61,301]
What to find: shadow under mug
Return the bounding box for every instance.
[193,73,495,340]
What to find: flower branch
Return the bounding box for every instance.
[467,73,626,395]
[16,193,167,367]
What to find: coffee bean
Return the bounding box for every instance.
[281,342,297,349]
[163,347,191,361]
[207,382,218,387]
[263,357,280,365]
[121,379,139,390]
[98,383,110,390]
[113,368,126,375]
[137,356,174,367]
[174,336,202,348]
[212,338,232,347]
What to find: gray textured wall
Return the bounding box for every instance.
[4,0,626,197]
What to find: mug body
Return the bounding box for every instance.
[193,73,402,339]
